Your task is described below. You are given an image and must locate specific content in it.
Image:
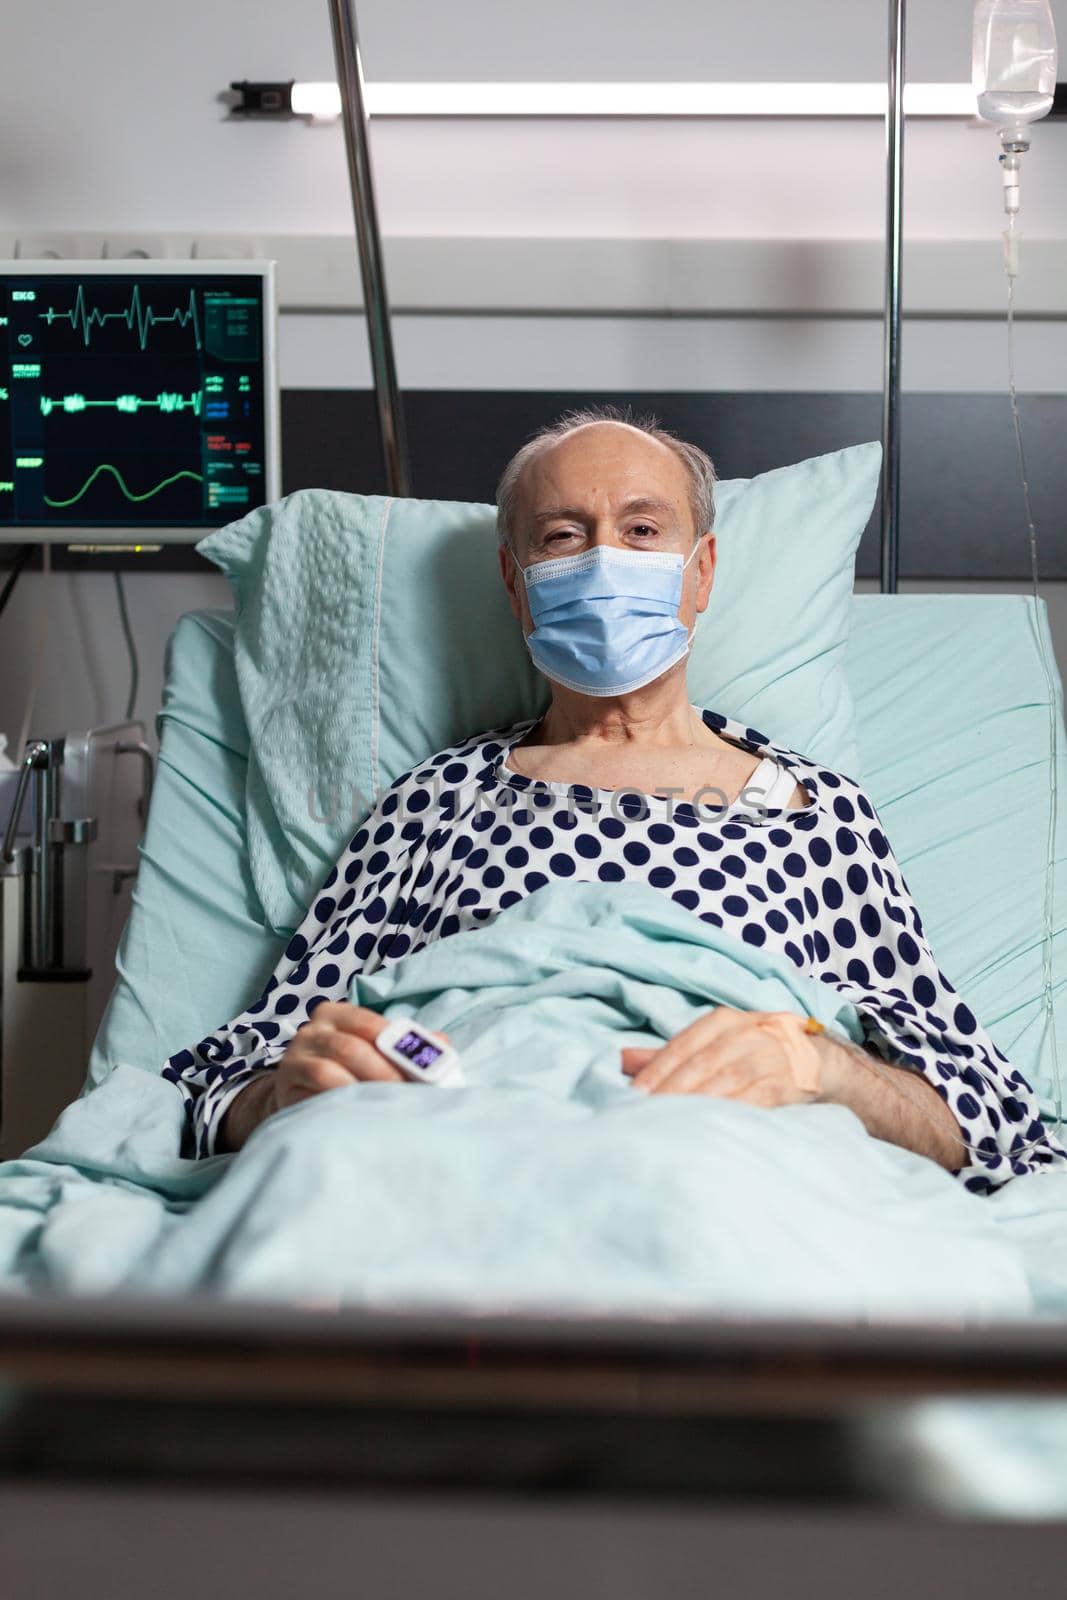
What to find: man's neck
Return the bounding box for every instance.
[534,675,716,753]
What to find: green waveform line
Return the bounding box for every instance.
[36,284,202,351]
[40,390,203,417]
[42,461,204,509]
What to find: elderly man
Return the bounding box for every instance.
[164,405,1067,1195]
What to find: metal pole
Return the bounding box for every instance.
[326,0,412,496]
[880,0,905,593]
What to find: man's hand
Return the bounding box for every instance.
[621,1003,969,1172]
[621,1006,817,1106]
[218,1003,450,1153]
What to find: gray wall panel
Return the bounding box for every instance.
[278,388,1066,580]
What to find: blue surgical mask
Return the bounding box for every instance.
[514,541,701,697]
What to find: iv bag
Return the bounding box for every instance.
[973,0,1058,133]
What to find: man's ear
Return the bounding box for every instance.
[499,542,523,622]
[696,533,716,613]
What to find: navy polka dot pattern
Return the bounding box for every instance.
[163,709,1067,1190]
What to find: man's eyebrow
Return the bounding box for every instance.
[531,497,677,525]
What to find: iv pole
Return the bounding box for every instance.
[327,0,904,530]
[881,0,905,593]
[326,0,413,496]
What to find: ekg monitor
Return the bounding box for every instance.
[0,260,280,545]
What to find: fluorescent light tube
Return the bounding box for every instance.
[289,81,977,119]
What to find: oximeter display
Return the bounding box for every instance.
[377,1017,462,1086]
[393,1029,444,1070]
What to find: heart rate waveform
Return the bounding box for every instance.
[39,390,203,417]
[42,461,204,509]
[2,268,272,531]
[36,284,202,351]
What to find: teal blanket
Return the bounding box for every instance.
[1,885,1064,1320]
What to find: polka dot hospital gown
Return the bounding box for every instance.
[164,708,1067,1193]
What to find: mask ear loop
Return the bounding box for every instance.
[681,534,707,651]
[682,536,705,573]
[505,539,531,591]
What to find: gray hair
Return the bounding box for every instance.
[494,403,717,551]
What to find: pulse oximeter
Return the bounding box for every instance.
[375,1018,464,1087]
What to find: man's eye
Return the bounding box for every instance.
[629,524,659,538]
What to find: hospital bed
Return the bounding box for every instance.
[4,10,1067,1583]
[2,578,1066,1596]
[90,586,1067,1151]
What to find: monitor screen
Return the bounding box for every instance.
[0,260,280,544]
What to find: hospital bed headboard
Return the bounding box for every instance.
[89,593,1066,1119]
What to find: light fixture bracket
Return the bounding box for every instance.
[229,80,297,117]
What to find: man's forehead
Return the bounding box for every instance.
[523,426,688,508]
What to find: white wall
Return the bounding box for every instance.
[2,0,1067,751]
[6,0,1067,241]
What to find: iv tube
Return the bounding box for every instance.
[1003,219,1063,1132]
[973,3,1062,1132]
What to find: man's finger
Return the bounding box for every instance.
[302,1027,405,1082]
[629,1007,752,1092]
[620,1048,657,1077]
[304,1005,451,1056]
[293,1020,336,1049]
[650,1053,764,1097]
[308,1002,389,1042]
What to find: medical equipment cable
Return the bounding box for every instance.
[1003,209,1063,1134]
[14,541,51,765]
[113,570,139,723]
[0,543,33,623]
